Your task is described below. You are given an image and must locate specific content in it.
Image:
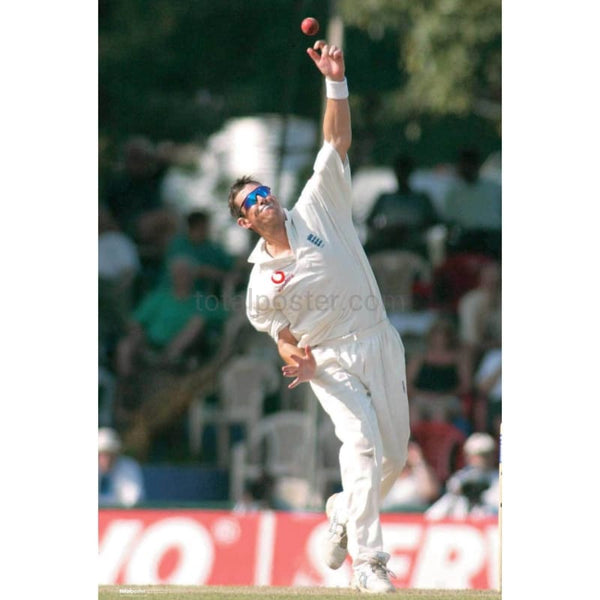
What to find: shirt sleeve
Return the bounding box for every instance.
[246,276,290,342]
[296,141,353,223]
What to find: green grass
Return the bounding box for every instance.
[98,586,501,600]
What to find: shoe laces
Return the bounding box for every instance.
[369,555,396,580]
[328,515,347,547]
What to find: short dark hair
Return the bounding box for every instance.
[228,175,260,218]
[187,210,209,228]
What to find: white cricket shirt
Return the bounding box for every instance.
[246,142,387,348]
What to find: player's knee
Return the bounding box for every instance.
[385,455,406,480]
[385,439,409,472]
[345,431,382,464]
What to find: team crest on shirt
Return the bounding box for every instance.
[271,270,294,291]
[307,233,324,247]
[271,270,285,284]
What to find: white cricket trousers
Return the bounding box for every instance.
[310,319,410,569]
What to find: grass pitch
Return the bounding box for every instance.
[98,586,501,600]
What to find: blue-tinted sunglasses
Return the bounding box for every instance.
[240,185,271,216]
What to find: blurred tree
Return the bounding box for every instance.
[339,0,501,121]
[99,0,500,176]
[99,0,327,149]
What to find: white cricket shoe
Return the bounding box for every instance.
[352,552,396,594]
[322,493,348,569]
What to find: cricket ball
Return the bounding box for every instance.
[301,17,319,36]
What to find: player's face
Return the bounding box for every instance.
[235,183,284,230]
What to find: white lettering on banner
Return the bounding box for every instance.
[98,519,143,584]
[412,524,486,589]
[296,521,352,587]
[212,517,242,546]
[124,517,214,585]
[98,511,498,588]
[382,523,423,582]
[254,511,276,585]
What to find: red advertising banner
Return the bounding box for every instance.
[99,510,499,589]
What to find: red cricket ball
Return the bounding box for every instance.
[301,17,319,36]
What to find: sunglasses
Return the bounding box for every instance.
[239,185,271,216]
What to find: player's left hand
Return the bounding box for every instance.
[307,40,345,81]
[282,345,316,389]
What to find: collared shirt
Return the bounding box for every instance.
[245,142,387,348]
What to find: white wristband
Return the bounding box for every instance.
[326,77,349,100]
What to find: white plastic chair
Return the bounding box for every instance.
[190,354,280,465]
[230,411,315,507]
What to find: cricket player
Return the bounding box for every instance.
[228,40,410,593]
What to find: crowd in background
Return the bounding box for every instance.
[99,137,243,439]
[98,135,501,517]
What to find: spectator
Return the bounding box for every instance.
[98,427,145,507]
[474,345,502,437]
[99,207,141,284]
[163,210,235,295]
[425,432,499,519]
[442,148,501,259]
[365,154,439,255]
[232,470,276,513]
[103,136,177,258]
[457,261,501,360]
[99,207,140,345]
[407,318,472,426]
[381,440,441,510]
[115,256,214,379]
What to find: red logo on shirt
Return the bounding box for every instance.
[271,270,285,284]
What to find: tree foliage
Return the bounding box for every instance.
[339,0,501,120]
[99,0,328,147]
[98,1,501,171]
